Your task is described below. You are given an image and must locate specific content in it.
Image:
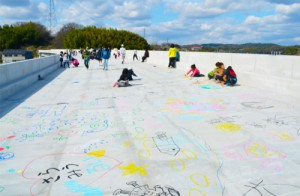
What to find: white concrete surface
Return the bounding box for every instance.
[0,52,300,195]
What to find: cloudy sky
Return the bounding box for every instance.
[0,0,300,45]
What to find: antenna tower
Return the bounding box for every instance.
[48,0,57,34]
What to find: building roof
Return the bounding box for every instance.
[2,49,26,55]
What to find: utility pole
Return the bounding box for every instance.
[49,0,57,34]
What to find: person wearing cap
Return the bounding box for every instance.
[127,67,138,81]
[120,44,126,64]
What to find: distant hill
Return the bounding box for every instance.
[181,43,299,55]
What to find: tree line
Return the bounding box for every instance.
[0,22,150,51]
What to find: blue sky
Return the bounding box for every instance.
[0,0,300,45]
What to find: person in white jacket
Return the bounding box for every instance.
[120,44,126,64]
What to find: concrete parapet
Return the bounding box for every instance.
[0,55,60,101]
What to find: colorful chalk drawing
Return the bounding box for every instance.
[245,142,286,158]
[65,180,103,195]
[0,186,4,193]
[118,163,148,176]
[214,123,241,133]
[272,132,294,141]
[22,153,122,195]
[161,98,225,119]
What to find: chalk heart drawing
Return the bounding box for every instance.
[118,162,148,176]
[214,123,241,133]
[22,152,122,195]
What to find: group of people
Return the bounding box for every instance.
[60,50,79,68]
[132,49,150,62]
[185,62,237,86]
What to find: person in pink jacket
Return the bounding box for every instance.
[185,64,203,77]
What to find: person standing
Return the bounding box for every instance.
[83,47,91,69]
[133,49,138,61]
[168,44,177,68]
[101,46,111,71]
[120,44,126,64]
[142,49,149,62]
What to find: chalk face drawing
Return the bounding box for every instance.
[22,153,122,195]
[113,181,180,196]
[152,132,180,156]
[118,163,148,176]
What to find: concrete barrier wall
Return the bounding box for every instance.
[0,55,60,100]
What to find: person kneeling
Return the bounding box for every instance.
[185,64,204,77]
[222,66,237,86]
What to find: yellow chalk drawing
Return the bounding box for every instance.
[134,133,148,141]
[189,188,206,196]
[214,123,241,133]
[138,149,151,159]
[272,132,293,141]
[86,150,106,158]
[190,173,210,187]
[182,149,198,160]
[118,162,148,176]
[171,158,186,172]
[246,143,285,158]
[122,141,132,148]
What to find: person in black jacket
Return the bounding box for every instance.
[113,68,131,87]
[142,49,149,62]
[128,67,137,81]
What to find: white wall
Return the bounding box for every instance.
[0,55,60,100]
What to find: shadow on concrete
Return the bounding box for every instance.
[0,67,66,118]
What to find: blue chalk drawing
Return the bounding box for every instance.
[64,180,103,196]
[0,152,14,161]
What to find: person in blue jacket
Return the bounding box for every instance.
[101,46,111,70]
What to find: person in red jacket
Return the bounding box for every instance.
[185,64,203,77]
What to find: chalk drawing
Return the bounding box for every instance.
[241,102,274,109]
[113,181,180,196]
[272,132,294,141]
[0,186,4,193]
[0,152,14,161]
[200,84,221,89]
[245,142,286,158]
[118,163,148,176]
[65,180,103,196]
[86,150,106,158]
[214,123,241,133]
[243,179,300,196]
[152,132,180,156]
